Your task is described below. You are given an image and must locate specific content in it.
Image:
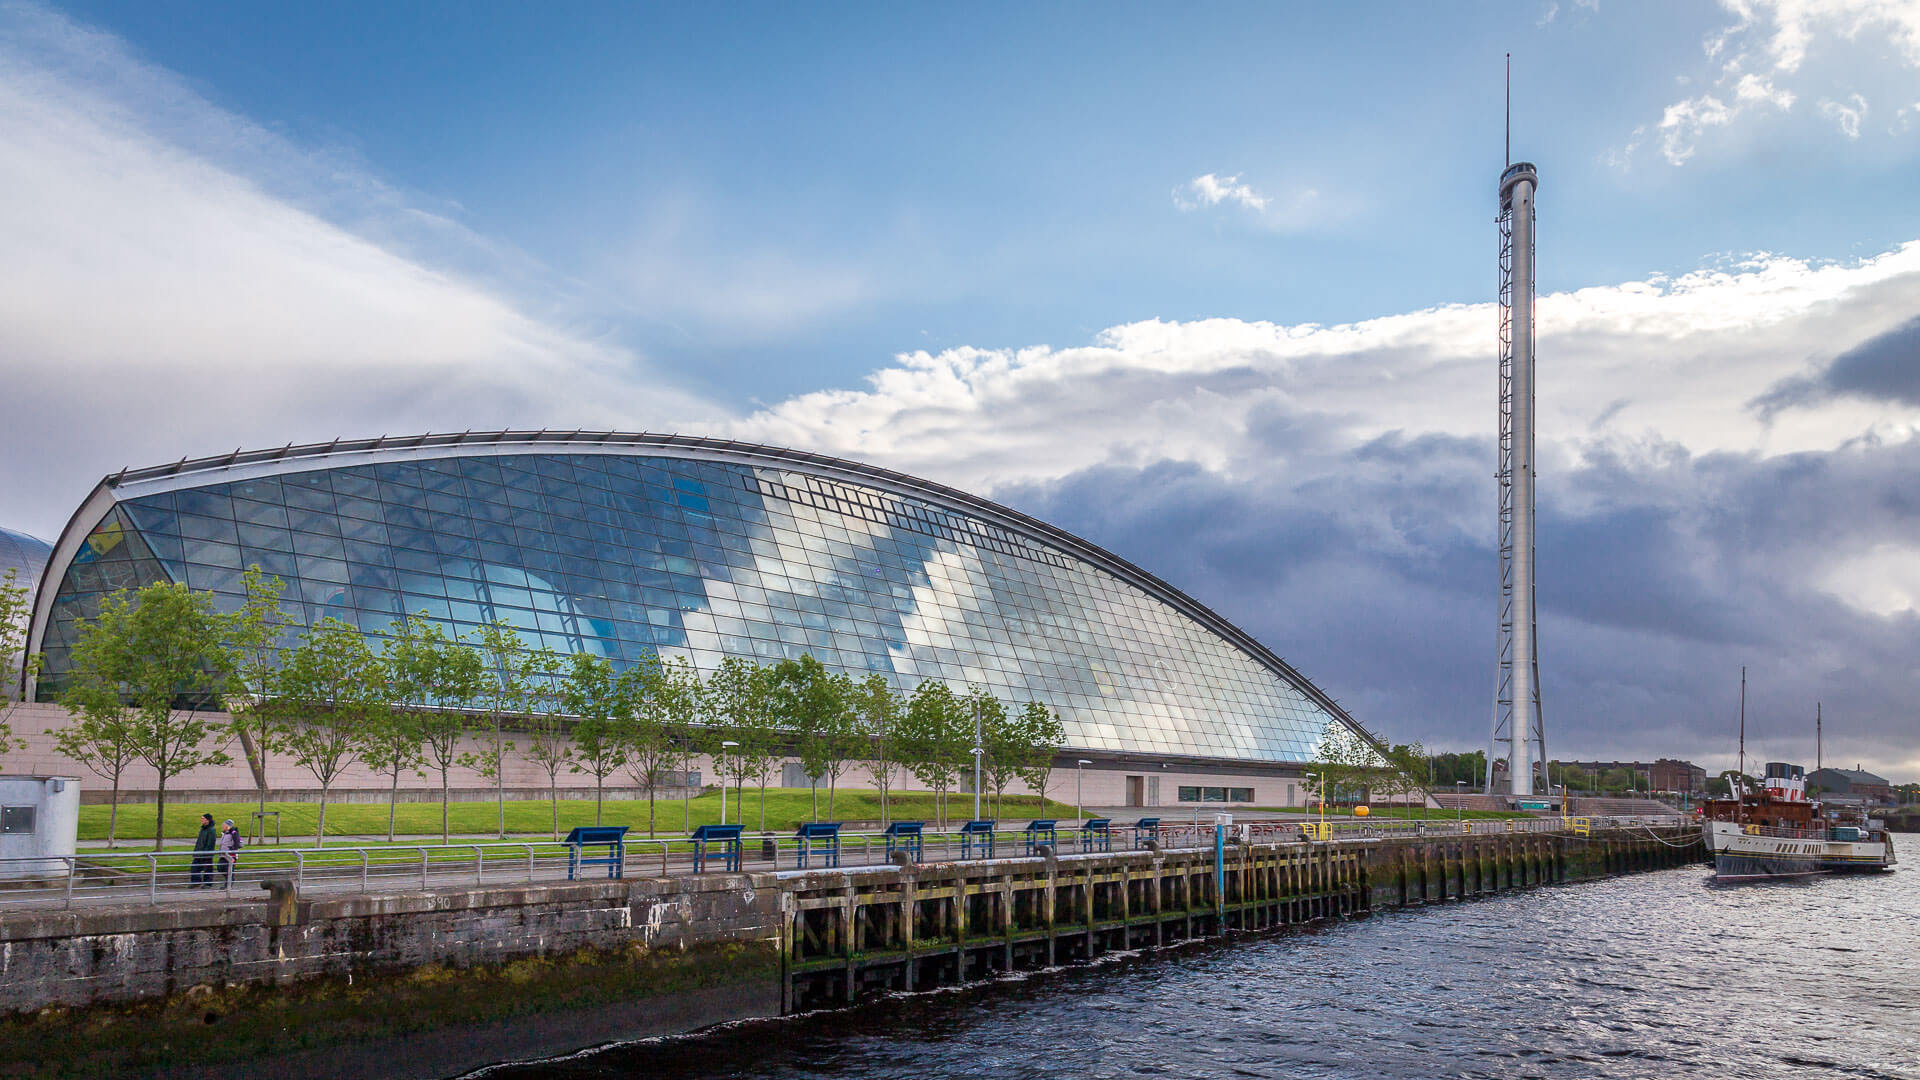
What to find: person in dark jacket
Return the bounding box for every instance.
[190,813,217,888]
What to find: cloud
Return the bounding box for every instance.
[0,3,725,539]
[1174,172,1270,212]
[1620,0,1920,166]
[1171,172,1331,231]
[738,240,1920,776]
[1754,313,1920,414]
[1820,92,1869,136]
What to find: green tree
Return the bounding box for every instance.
[562,652,633,826]
[619,653,678,836]
[223,566,297,820]
[1012,701,1064,815]
[396,619,487,845]
[53,681,140,847]
[358,707,423,843]
[65,583,234,850]
[705,657,776,829]
[519,646,574,840]
[0,565,40,758]
[969,687,1015,818]
[658,655,705,831]
[901,679,968,828]
[468,619,533,840]
[1308,719,1375,811]
[277,616,388,845]
[1381,742,1429,818]
[852,674,904,825]
[377,613,445,841]
[770,655,855,821]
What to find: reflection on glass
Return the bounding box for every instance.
[38,452,1339,762]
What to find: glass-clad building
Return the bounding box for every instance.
[25,433,1368,765]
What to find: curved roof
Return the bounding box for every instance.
[2,526,52,692]
[0,526,51,597]
[33,431,1381,747]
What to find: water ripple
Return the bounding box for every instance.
[480,854,1920,1080]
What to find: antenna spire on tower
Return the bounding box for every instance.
[1505,53,1511,167]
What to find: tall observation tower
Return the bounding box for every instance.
[1489,152,1546,798]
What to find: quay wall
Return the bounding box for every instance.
[0,825,1701,1079]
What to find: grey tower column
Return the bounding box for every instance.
[1491,161,1545,798]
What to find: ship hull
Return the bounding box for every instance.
[1705,821,1894,881]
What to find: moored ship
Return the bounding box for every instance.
[1700,762,1896,880]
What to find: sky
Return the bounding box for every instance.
[3,0,1919,779]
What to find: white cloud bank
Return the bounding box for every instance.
[739,243,1920,504]
[0,3,723,538]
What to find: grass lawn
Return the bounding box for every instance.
[78,788,1082,846]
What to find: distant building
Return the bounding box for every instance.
[1565,759,1705,796]
[1651,759,1707,796]
[1808,767,1894,805]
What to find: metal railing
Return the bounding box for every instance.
[0,816,1694,911]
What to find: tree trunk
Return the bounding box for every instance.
[440,768,451,845]
[811,779,818,822]
[828,775,836,821]
[494,717,505,840]
[153,772,167,852]
[648,785,657,838]
[759,778,767,831]
[235,723,269,816]
[551,773,560,840]
[388,766,400,842]
[316,784,329,847]
[108,773,121,849]
[595,774,604,826]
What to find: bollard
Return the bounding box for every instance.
[260,877,300,927]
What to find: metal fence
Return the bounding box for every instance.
[0,815,1693,911]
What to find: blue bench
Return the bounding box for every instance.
[564,825,630,880]
[690,824,744,873]
[794,822,842,869]
[959,819,996,859]
[883,821,924,862]
[1080,818,1113,853]
[1131,818,1161,850]
[1023,819,1058,856]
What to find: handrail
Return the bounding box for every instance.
[0,817,1696,911]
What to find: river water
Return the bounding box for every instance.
[480,848,1917,1080]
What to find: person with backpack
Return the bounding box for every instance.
[190,813,218,888]
[216,819,242,888]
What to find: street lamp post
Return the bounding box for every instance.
[1454,780,1467,828]
[1076,759,1092,819]
[1305,771,1324,840]
[972,699,984,822]
[720,740,740,826]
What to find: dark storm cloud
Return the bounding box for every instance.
[1753,314,1920,417]
[998,434,1920,776]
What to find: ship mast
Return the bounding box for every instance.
[1737,667,1746,824]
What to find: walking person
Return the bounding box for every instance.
[190,813,217,888]
[216,819,242,889]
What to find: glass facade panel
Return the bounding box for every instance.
[34,449,1348,763]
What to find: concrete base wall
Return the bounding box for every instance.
[0,875,784,1079]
